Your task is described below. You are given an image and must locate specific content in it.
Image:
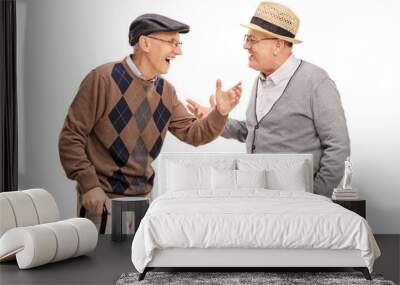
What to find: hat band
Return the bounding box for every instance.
[250,16,295,38]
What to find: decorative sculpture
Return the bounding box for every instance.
[342,157,353,190]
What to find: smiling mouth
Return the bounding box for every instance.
[165,57,175,65]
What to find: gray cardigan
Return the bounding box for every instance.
[222,60,350,197]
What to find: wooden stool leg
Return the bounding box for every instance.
[112,200,123,242]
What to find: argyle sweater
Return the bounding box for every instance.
[59,59,227,196]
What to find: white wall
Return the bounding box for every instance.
[17,0,400,233]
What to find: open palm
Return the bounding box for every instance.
[215,79,242,116]
[186,80,241,118]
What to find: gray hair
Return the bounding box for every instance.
[133,43,140,52]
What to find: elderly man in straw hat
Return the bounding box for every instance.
[59,13,241,233]
[187,2,350,197]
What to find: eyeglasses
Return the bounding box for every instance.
[243,34,277,45]
[146,35,182,48]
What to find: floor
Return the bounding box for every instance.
[0,235,398,285]
[374,235,400,284]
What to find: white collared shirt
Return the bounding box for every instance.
[125,54,156,82]
[256,54,301,121]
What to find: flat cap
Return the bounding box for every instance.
[129,13,190,46]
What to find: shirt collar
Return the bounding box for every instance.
[259,54,300,85]
[125,54,157,82]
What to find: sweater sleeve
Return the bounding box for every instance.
[58,70,107,194]
[220,118,248,142]
[312,77,351,197]
[221,77,255,142]
[168,90,228,147]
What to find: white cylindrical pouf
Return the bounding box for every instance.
[0,187,98,269]
[0,226,57,269]
[0,196,17,237]
[42,221,79,262]
[65,218,98,257]
[23,189,60,223]
[0,218,98,269]
[0,192,39,227]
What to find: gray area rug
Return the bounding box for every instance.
[116,271,396,285]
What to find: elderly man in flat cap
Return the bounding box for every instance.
[59,14,241,233]
[187,2,350,197]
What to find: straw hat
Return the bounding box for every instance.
[241,2,302,44]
